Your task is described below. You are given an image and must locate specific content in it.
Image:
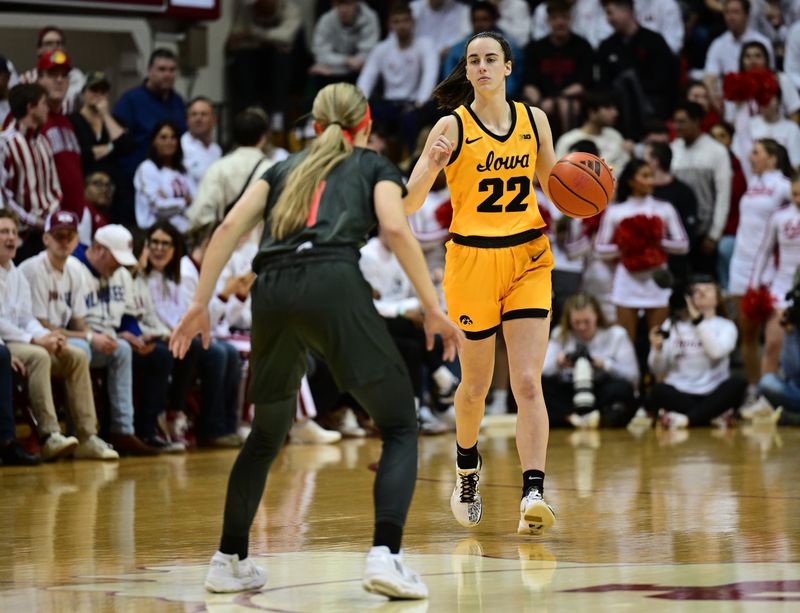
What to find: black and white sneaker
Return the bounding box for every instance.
[517,489,555,535]
[450,456,483,527]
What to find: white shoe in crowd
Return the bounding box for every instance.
[484,389,508,416]
[204,551,267,593]
[627,407,654,429]
[418,405,448,435]
[567,409,600,429]
[74,435,119,460]
[739,395,780,421]
[289,418,342,444]
[338,407,367,438]
[362,546,428,600]
[517,489,556,536]
[433,365,460,404]
[41,431,79,461]
[659,410,689,430]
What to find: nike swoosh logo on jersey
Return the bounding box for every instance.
[465,136,483,144]
[531,250,546,263]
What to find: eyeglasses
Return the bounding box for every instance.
[148,239,174,249]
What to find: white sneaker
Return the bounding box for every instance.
[567,410,600,429]
[450,457,483,527]
[289,419,342,444]
[338,408,367,438]
[204,551,266,593]
[628,407,653,429]
[418,405,448,435]
[659,410,689,430]
[438,405,457,431]
[74,435,119,460]
[517,489,556,536]
[41,432,79,461]
[740,395,776,420]
[362,546,428,600]
[752,405,783,426]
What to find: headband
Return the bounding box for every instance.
[313,104,371,144]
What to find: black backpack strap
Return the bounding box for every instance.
[223,156,267,219]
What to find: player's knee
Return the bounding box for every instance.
[458,379,491,405]
[511,372,542,402]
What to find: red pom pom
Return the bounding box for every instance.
[581,211,602,237]
[741,286,776,322]
[613,214,667,272]
[723,72,750,102]
[434,199,453,229]
[723,69,779,105]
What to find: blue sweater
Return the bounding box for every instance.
[113,83,187,180]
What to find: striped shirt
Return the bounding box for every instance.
[0,124,62,228]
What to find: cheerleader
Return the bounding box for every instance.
[748,175,800,386]
[728,138,792,388]
[595,158,690,342]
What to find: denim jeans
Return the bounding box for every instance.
[132,340,173,440]
[89,338,135,436]
[758,330,800,414]
[0,345,15,443]
[717,235,735,291]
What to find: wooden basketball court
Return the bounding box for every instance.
[1,422,799,611]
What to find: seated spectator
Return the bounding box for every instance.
[187,107,287,230]
[17,210,119,459]
[225,0,302,124]
[359,230,460,433]
[703,0,774,112]
[72,224,166,455]
[555,91,629,175]
[134,120,194,233]
[0,56,10,126]
[597,0,679,135]
[531,0,612,50]
[490,0,531,48]
[18,26,86,114]
[410,0,470,58]
[442,1,523,97]
[1,83,60,261]
[646,275,746,428]
[0,344,41,465]
[141,221,243,448]
[181,97,222,192]
[542,292,638,428]
[595,158,690,342]
[756,322,800,426]
[310,0,380,85]
[522,0,594,137]
[357,2,439,153]
[407,169,450,280]
[0,209,114,461]
[671,101,732,276]
[645,142,698,282]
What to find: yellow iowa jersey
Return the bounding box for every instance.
[445,100,545,237]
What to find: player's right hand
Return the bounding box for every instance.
[428,126,454,171]
[423,308,465,362]
[169,302,210,358]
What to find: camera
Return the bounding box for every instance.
[566,344,595,410]
[565,343,592,365]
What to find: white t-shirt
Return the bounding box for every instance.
[555,127,629,177]
[595,196,689,308]
[356,34,439,105]
[751,204,800,308]
[410,0,470,53]
[728,170,791,296]
[537,187,583,274]
[359,236,420,318]
[18,252,88,328]
[181,132,222,192]
[704,28,775,78]
[543,324,640,384]
[134,160,195,233]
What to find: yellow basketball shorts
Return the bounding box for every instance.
[442,231,554,340]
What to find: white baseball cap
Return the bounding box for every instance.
[94,224,137,266]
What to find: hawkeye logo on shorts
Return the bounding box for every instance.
[580,159,602,176]
[519,133,532,140]
[459,315,474,326]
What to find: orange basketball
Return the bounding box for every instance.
[547,152,614,218]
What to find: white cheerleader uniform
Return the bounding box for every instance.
[751,204,800,309]
[595,196,689,309]
[728,170,791,296]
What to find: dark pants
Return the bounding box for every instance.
[384,316,445,400]
[170,338,242,440]
[133,340,173,439]
[0,345,15,443]
[542,373,637,427]
[645,375,747,425]
[219,257,419,559]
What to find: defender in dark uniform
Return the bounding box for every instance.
[169,83,462,599]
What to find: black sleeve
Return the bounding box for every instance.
[67,113,96,175]
[574,37,596,89]
[522,41,541,87]
[260,161,280,186]
[367,150,408,196]
[596,38,615,85]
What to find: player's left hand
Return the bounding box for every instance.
[169,302,210,358]
[423,308,464,361]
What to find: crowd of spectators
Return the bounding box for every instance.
[3,0,800,465]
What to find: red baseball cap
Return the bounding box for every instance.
[44,210,79,234]
[37,50,72,73]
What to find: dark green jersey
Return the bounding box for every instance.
[252,147,406,271]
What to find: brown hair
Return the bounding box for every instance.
[558,292,609,344]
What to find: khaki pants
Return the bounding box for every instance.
[8,342,97,440]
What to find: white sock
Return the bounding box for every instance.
[433,366,458,391]
[490,389,507,408]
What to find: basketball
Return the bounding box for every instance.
[547,153,614,218]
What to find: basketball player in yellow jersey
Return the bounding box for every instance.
[405,31,558,535]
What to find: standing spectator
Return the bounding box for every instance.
[410,0,470,58]
[134,121,194,233]
[181,97,222,192]
[72,224,167,455]
[310,0,380,84]
[646,275,746,428]
[113,49,187,226]
[0,343,41,465]
[225,0,303,124]
[18,210,120,459]
[522,0,594,136]
[555,91,630,175]
[736,90,800,173]
[18,26,86,115]
[78,171,112,246]
[685,80,723,133]
[630,0,684,55]
[187,107,286,230]
[357,2,439,153]
[0,209,113,461]
[0,56,10,126]
[703,0,774,111]
[0,83,60,261]
[671,101,732,276]
[786,20,800,91]
[531,0,612,50]
[37,50,86,220]
[645,142,698,283]
[597,0,679,134]
[490,0,531,48]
